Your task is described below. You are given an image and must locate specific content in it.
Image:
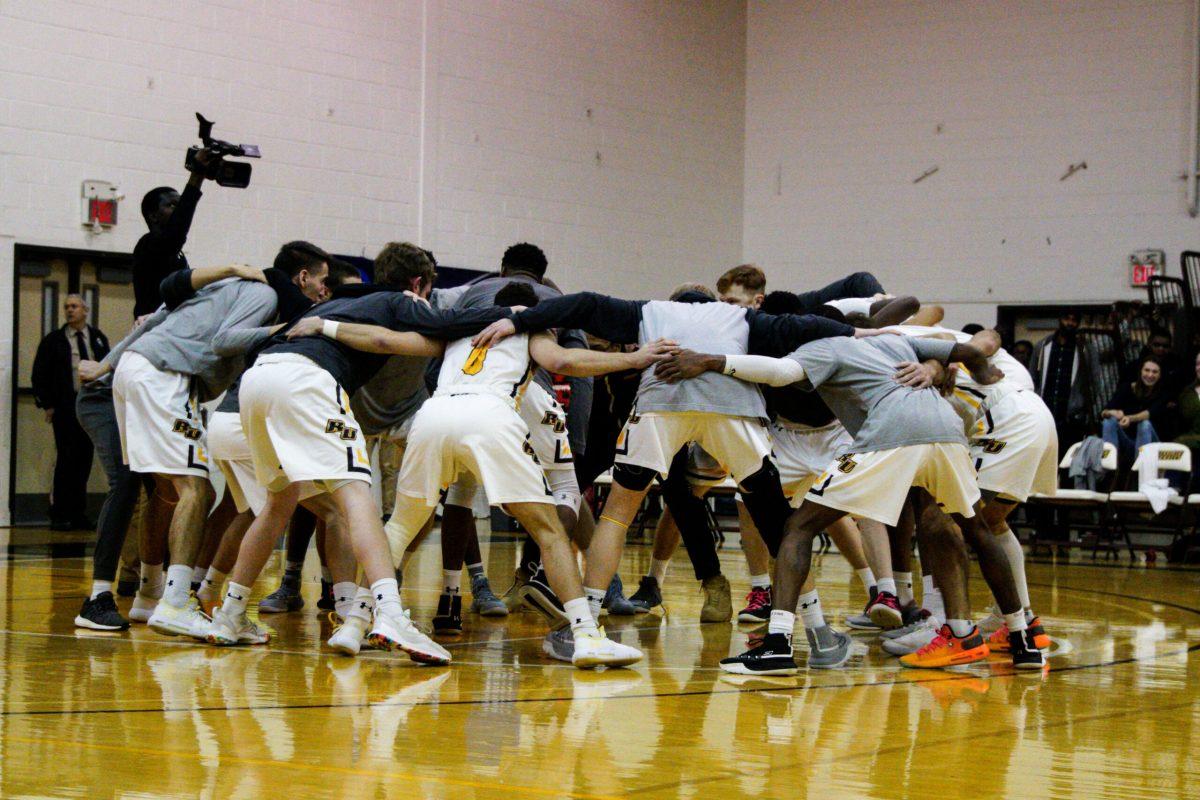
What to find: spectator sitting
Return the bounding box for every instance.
[1101,356,1168,469]
[1121,329,1186,396]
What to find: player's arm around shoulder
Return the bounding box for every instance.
[529,331,677,377]
[286,316,445,357]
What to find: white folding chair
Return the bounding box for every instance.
[1107,442,1192,558]
[1024,440,1117,555]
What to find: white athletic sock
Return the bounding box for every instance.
[163,564,193,606]
[90,580,113,600]
[768,609,796,640]
[348,586,373,622]
[749,573,771,590]
[564,597,599,638]
[854,567,875,593]
[648,558,670,584]
[584,586,606,621]
[223,582,252,618]
[199,567,226,601]
[333,581,359,621]
[1003,609,1028,633]
[895,572,913,606]
[191,565,206,586]
[997,529,1032,612]
[797,590,825,630]
[320,566,332,583]
[370,578,403,616]
[139,563,164,599]
[946,618,974,638]
[924,587,945,626]
[443,569,461,595]
[875,577,897,597]
[921,573,935,600]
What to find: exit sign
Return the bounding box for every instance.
[1129,249,1165,287]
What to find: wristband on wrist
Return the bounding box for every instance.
[322,320,339,339]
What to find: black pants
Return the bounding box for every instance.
[76,386,138,581]
[50,401,94,524]
[661,447,723,582]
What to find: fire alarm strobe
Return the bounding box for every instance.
[81,180,121,229]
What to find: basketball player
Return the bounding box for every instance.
[469,289,872,662]
[208,243,506,664]
[83,264,280,639]
[289,282,672,667]
[654,330,1042,673]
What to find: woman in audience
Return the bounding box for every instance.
[1101,355,1168,468]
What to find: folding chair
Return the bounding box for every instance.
[1107,442,1192,559]
[1024,440,1117,556]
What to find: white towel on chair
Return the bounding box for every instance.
[1139,477,1174,514]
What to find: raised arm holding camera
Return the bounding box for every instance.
[132,114,261,319]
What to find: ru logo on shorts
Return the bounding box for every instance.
[172,418,203,441]
[325,419,359,440]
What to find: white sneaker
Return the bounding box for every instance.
[572,628,642,669]
[129,593,159,623]
[881,619,939,656]
[978,606,1004,634]
[207,605,271,646]
[148,595,210,639]
[328,615,370,656]
[369,608,452,665]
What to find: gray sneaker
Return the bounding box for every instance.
[882,614,932,640]
[469,574,509,617]
[805,625,851,669]
[846,611,881,631]
[542,627,574,662]
[258,576,303,614]
[603,575,637,616]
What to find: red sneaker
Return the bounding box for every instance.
[868,591,903,629]
[738,586,772,623]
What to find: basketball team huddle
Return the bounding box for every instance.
[73,241,1058,675]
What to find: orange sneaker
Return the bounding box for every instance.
[900,624,989,669]
[987,617,1052,652]
[1027,616,1052,650]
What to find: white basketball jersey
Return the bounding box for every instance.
[435,333,533,406]
[893,325,1034,425]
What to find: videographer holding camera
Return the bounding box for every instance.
[133,115,260,319]
[133,152,213,319]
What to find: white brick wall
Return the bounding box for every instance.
[743,0,1199,321]
[0,0,746,522]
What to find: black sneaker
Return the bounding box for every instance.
[432,592,463,636]
[627,576,662,613]
[74,592,130,631]
[317,579,335,611]
[901,601,926,627]
[517,565,567,627]
[719,632,798,676]
[258,575,304,614]
[1009,628,1046,670]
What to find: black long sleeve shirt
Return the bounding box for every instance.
[262,285,512,394]
[509,291,855,355]
[132,183,203,316]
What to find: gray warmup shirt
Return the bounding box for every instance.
[119,278,278,401]
[788,335,963,453]
[638,300,767,419]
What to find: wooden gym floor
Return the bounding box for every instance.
[1,525,1198,799]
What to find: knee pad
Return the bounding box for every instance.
[737,458,791,557]
[546,469,582,513]
[612,462,656,492]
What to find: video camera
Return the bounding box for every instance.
[184,113,261,188]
